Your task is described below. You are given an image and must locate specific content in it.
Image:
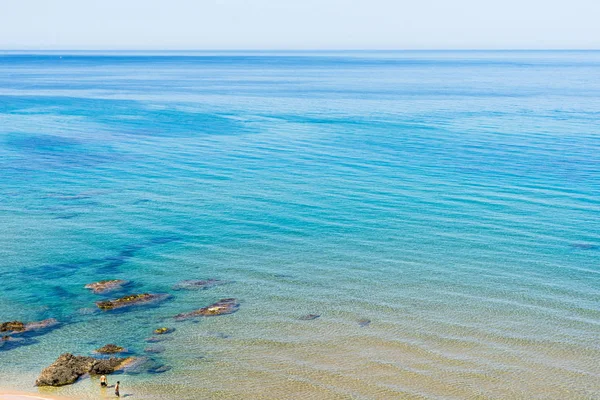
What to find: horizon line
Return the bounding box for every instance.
[2,48,600,53]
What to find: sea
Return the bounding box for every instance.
[0,51,599,399]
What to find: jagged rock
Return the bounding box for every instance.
[299,314,320,320]
[85,279,129,294]
[35,353,130,387]
[153,327,174,335]
[0,321,25,333]
[357,318,371,327]
[89,358,128,375]
[172,279,228,291]
[144,345,165,354]
[95,344,126,354]
[0,319,58,335]
[174,298,239,321]
[96,293,169,311]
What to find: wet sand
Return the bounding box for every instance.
[0,391,71,400]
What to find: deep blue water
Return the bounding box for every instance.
[0,51,599,399]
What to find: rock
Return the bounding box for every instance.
[85,279,129,294]
[0,319,58,335]
[0,321,25,333]
[153,327,174,335]
[35,353,130,387]
[96,293,170,311]
[172,279,228,291]
[89,358,129,375]
[357,318,371,327]
[299,314,320,321]
[95,344,126,354]
[144,345,165,354]
[35,354,92,386]
[174,298,239,321]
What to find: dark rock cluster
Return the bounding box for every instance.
[96,293,170,311]
[174,298,239,320]
[35,353,130,387]
[95,344,127,354]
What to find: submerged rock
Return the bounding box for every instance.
[149,364,171,374]
[571,243,599,250]
[299,314,320,321]
[96,293,170,311]
[85,279,129,294]
[357,318,371,327]
[153,327,174,335]
[174,298,239,321]
[144,336,172,343]
[24,318,59,332]
[95,344,126,354]
[118,356,157,375]
[172,279,228,291]
[0,335,29,351]
[144,345,165,354]
[35,353,130,387]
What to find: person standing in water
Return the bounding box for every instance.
[100,375,107,387]
[115,381,120,397]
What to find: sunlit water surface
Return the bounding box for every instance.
[0,51,599,399]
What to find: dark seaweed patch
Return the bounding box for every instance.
[22,235,182,277]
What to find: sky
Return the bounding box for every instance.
[1,0,599,50]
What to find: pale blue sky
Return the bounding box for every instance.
[1,0,599,50]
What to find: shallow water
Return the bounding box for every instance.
[0,51,599,399]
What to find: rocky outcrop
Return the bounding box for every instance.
[95,344,126,354]
[89,357,129,375]
[96,293,169,311]
[35,353,130,387]
[174,298,239,321]
[0,321,25,333]
[172,279,228,290]
[0,319,58,335]
[85,279,129,294]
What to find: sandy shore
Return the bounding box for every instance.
[0,391,72,400]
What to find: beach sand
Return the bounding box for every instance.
[0,391,72,400]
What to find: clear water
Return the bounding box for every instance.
[0,51,599,399]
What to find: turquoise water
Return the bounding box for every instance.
[0,51,599,399]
